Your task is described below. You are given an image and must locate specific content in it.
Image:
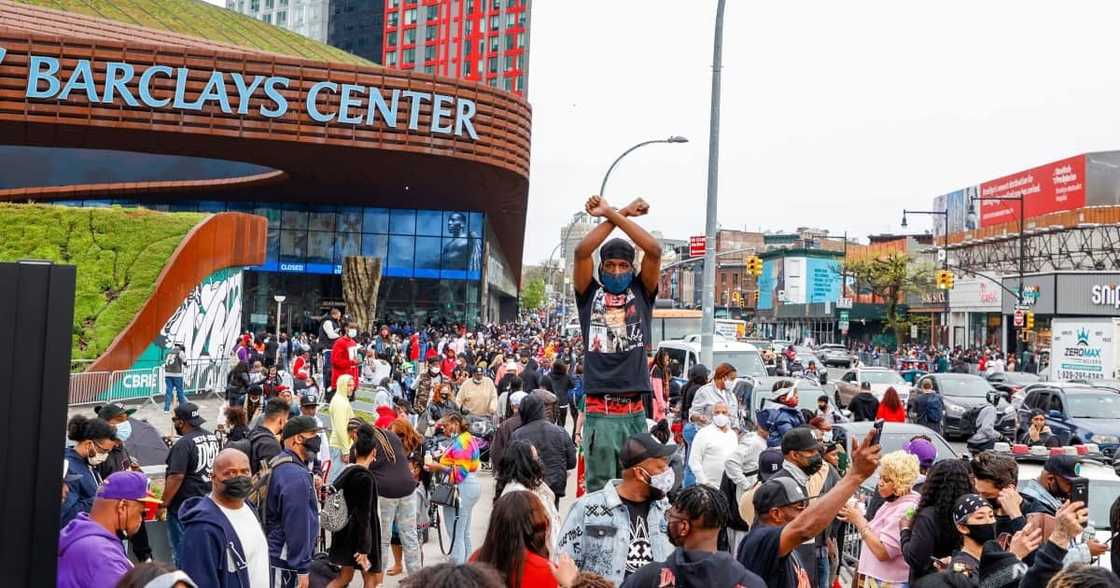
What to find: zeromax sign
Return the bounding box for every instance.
[3,49,480,140]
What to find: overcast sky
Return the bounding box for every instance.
[520,0,1120,265]
[205,0,1120,267]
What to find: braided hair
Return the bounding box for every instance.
[672,483,730,530]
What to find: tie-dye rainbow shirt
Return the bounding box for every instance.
[439,431,480,484]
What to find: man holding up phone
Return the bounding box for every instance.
[1017,454,1107,563]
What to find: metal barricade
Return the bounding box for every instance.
[68,371,113,406]
[838,520,863,579]
[68,367,161,407]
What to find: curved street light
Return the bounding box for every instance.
[599,136,689,198]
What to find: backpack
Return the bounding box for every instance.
[915,393,943,426]
[719,472,750,531]
[959,405,985,438]
[248,453,296,526]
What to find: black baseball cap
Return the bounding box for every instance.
[781,427,820,454]
[173,403,205,426]
[1044,454,1080,480]
[757,448,784,482]
[300,393,320,407]
[282,415,321,440]
[619,433,677,469]
[95,403,136,420]
[753,478,809,513]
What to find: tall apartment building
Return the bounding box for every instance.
[328,0,386,63]
[226,0,330,42]
[382,0,531,96]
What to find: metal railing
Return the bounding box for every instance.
[68,356,231,407]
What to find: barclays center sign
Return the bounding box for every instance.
[0,47,480,140]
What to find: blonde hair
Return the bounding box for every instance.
[336,374,355,397]
[879,450,920,495]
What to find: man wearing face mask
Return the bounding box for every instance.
[572,195,662,493]
[687,401,738,488]
[57,471,161,588]
[318,308,343,395]
[738,431,881,588]
[330,318,361,398]
[456,365,498,418]
[179,449,270,588]
[767,427,841,588]
[557,432,677,586]
[266,415,323,588]
[162,402,220,564]
[621,484,766,588]
[95,403,154,563]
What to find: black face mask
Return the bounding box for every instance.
[303,435,322,459]
[800,454,824,476]
[965,522,996,544]
[220,476,253,500]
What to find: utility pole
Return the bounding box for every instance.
[700,0,727,369]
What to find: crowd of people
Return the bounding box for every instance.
[58,194,1115,588]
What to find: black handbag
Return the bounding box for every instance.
[430,480,459,509]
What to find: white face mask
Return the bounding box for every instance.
[430,367,441,375]
[646,468,675,494]
[712,414,731,429]
[348,329,357,338]
[87,447,109,466]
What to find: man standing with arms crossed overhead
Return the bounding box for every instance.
[573,195,661,493]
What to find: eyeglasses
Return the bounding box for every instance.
[92,441,114,454]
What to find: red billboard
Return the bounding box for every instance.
[977,155,1085,227]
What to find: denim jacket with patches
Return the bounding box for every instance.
[556,479,672,585]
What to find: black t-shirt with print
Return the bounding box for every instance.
[620,496,654,578]
[165,428,219,513]
[576,278,656,396]
[737,523,802,588]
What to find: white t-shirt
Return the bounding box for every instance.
[214,497,270,588]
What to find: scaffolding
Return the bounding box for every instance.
[943,223,1120,274]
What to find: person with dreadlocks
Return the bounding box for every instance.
[621,484,765,588]
[369,418,421,577]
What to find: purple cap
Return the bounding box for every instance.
[97,471,160,503]
[903,438,937,468]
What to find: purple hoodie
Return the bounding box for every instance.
[57,513,131,588]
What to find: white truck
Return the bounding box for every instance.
[1049,317,1120,381]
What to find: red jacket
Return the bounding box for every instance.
[330,336,360,390]
[876,402,907,423]
[291,356,309,382]
[470,550,556,588]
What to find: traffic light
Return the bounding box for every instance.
[750,290,760,307]
[944,271,954,290]
[1026,311,1035,331]
[746,256,763,277]
[936,270,955,290]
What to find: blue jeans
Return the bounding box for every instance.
[328,447,345,484]
[442,475,481,564]
[167,509,185,565]
[682,422,698,488]
[164,376,186,410]
[817,544,830,588]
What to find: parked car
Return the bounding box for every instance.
[911,373,1017,439]
[817,344,855,368]
[986,371,1040,398]
[1016,382,1120,456]
[834,421,957,488]
[832,367,911,408]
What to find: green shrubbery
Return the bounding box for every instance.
[0,203,205,362]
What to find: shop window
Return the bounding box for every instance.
[387,235,415,275]
[307,231,334,263]
[389,209,416,235]
[416,210,443,236]
[309,208,336,231]
[415,237,442,278]
[279,229,307,258]
[363,208,389,233]
[361,233,388,260]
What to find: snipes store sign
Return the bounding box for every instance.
[0,47,480,140]
[1091,283,1120,310]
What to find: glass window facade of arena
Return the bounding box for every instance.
[53,199,493,332]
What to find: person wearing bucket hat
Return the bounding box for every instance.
[162,402,220,564]
[58,471,160,588]
[737,428,881,588]
[571,195,664,494]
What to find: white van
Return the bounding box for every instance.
[656,336,768,381]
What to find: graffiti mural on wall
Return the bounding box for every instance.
[148,268,243,394]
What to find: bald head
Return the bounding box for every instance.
[214,448,249,472]
[211,448,251,504]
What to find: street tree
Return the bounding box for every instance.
[521,277,546,311]
[844,252,936,348]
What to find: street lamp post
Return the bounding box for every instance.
[967,194,1026,354]
[273,294,286,365]
[902,208,949,346]
[547,135,688,323]
[700,0,728,369]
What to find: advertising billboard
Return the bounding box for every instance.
[805,257,842,303]
[976,155,1085,227]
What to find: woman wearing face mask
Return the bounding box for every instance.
[945,495,1001,577]
[839,450,921,587]
[428,383,460,428]
[425,412,482,564]
[62,415,117,526]
[328,424,384,588]
[687,401,739,488]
